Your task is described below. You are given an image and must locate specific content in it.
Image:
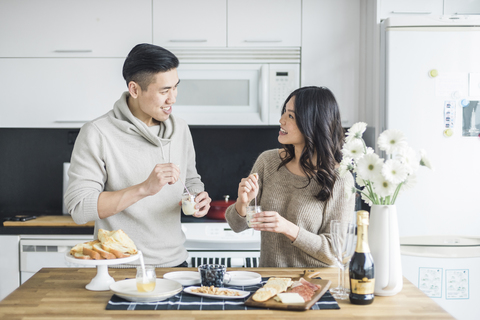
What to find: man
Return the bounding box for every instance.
[65,43,211,267]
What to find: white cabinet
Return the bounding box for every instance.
[0,59,126,128]
[227,0,301,47]
[378,0,444,21]
[301,0,360,127]
[153,0,301,48]
[153,0,226,47]
[0,236,19,301]
[0,0,152,57]
[444,0,480,15]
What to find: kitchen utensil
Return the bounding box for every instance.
[163,271,201,286]
[330,221,356,300]
[206,195,235,220]
[225,271,262,286]
[110,279,182,302]
[198,264,231,287]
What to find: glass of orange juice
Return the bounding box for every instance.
[136,266,156,292]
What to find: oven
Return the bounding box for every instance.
[182,222,260,268]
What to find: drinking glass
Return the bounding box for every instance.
[182,192,198,216]
[246,205,262,228]
[330,220,356,300]
[136,266,156,292]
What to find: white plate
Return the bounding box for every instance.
[163,271,201,286]
[226,271,262,286]
[184,286,250,299]
[110,279,182,302]
[65,252,140,266]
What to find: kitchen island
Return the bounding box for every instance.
[0,267,453,319]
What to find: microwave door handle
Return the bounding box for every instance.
[259,65,269,124]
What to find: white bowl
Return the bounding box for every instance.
[110,279,182,302]
[163,271,201,286]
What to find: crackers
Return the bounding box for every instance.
[252,277,293,302]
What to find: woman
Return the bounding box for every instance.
[225,86,355,267]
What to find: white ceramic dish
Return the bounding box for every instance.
[163,271,201,286]
[110,279,182,302]
[183,286,250,299]
[226,271,262,286]
[65,252,140,266]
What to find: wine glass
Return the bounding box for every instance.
[330,220,356,300]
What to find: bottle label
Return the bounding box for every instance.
[351,278,375,294]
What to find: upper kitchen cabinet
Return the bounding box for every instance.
[153,0,227,47]
[444,0,480,15]
[228,0,301,47]
[0,0,151,57]
[377,0,444,22]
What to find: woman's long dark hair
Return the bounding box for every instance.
[279,86,344,201]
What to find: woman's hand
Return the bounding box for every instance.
[251,211,300,242]
[193,191,211,218]
[234,173,259,217]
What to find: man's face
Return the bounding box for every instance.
[135,68,179,124]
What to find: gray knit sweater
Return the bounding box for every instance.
[225,149,355,267]
[64,92,204,267]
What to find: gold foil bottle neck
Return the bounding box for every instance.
[356,210,369,226]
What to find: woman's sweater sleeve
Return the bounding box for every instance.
[291,172,356,266]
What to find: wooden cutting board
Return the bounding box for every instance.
[244,270,331,311]
[3,215,94,227]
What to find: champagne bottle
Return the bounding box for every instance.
[349,210,375,305]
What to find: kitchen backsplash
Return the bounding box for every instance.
[0,126,371,217]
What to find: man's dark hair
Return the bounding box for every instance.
[122,43,179,91]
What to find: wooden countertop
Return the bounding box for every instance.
[3,215,94,227]
[0,267,454,320]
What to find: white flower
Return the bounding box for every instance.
[355,177,366,187]
[345,122,367,143]
[338,157,354,177]
[419,149,434,170]
[397,146,419,174]
[342,139,365,160]
[382,159,409,184]
[378,129,408,155]
[356,153,384,181]
[372,175,397,198]
[344,175,357,200]
[401,173,417,192]
[366,147,375,155]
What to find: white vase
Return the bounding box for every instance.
[368,204,403,296]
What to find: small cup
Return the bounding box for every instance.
[136,266,156,292]
[246,205,262,227]
[182,192,198,216]
[198,264,231,287]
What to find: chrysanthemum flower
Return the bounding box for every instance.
[361,192,373,206]
[356,153,383,182]
[345,122,367,143]
[378,129,408,155]
[338,157,354,177]
[342,139,364,160]
[382,159,408,184]
[344,176,357,200]
[401,173,417,192]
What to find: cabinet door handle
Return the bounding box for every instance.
[54,50,93,53]
[169,39,207,42]
[244,39,282,43]
[390,11,432,14]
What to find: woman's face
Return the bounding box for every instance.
[278,96,305,147]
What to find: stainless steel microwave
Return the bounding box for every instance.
[170,48,300,126]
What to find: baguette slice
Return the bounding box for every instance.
[72,251,92,259]
[82,241,104,260]
[100,229,137,256]
[101,243,130,258]
[92,241,116,259]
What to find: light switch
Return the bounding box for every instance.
[469,73,480,97]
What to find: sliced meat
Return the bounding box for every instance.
[299,277,322,291]
[289,284,315,302]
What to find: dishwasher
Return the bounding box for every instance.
[20,234,93,284]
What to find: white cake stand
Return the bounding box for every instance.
[65,252,140,291]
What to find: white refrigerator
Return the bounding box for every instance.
[381,16,480,320]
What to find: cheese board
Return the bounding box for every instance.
[244,270,331,311]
